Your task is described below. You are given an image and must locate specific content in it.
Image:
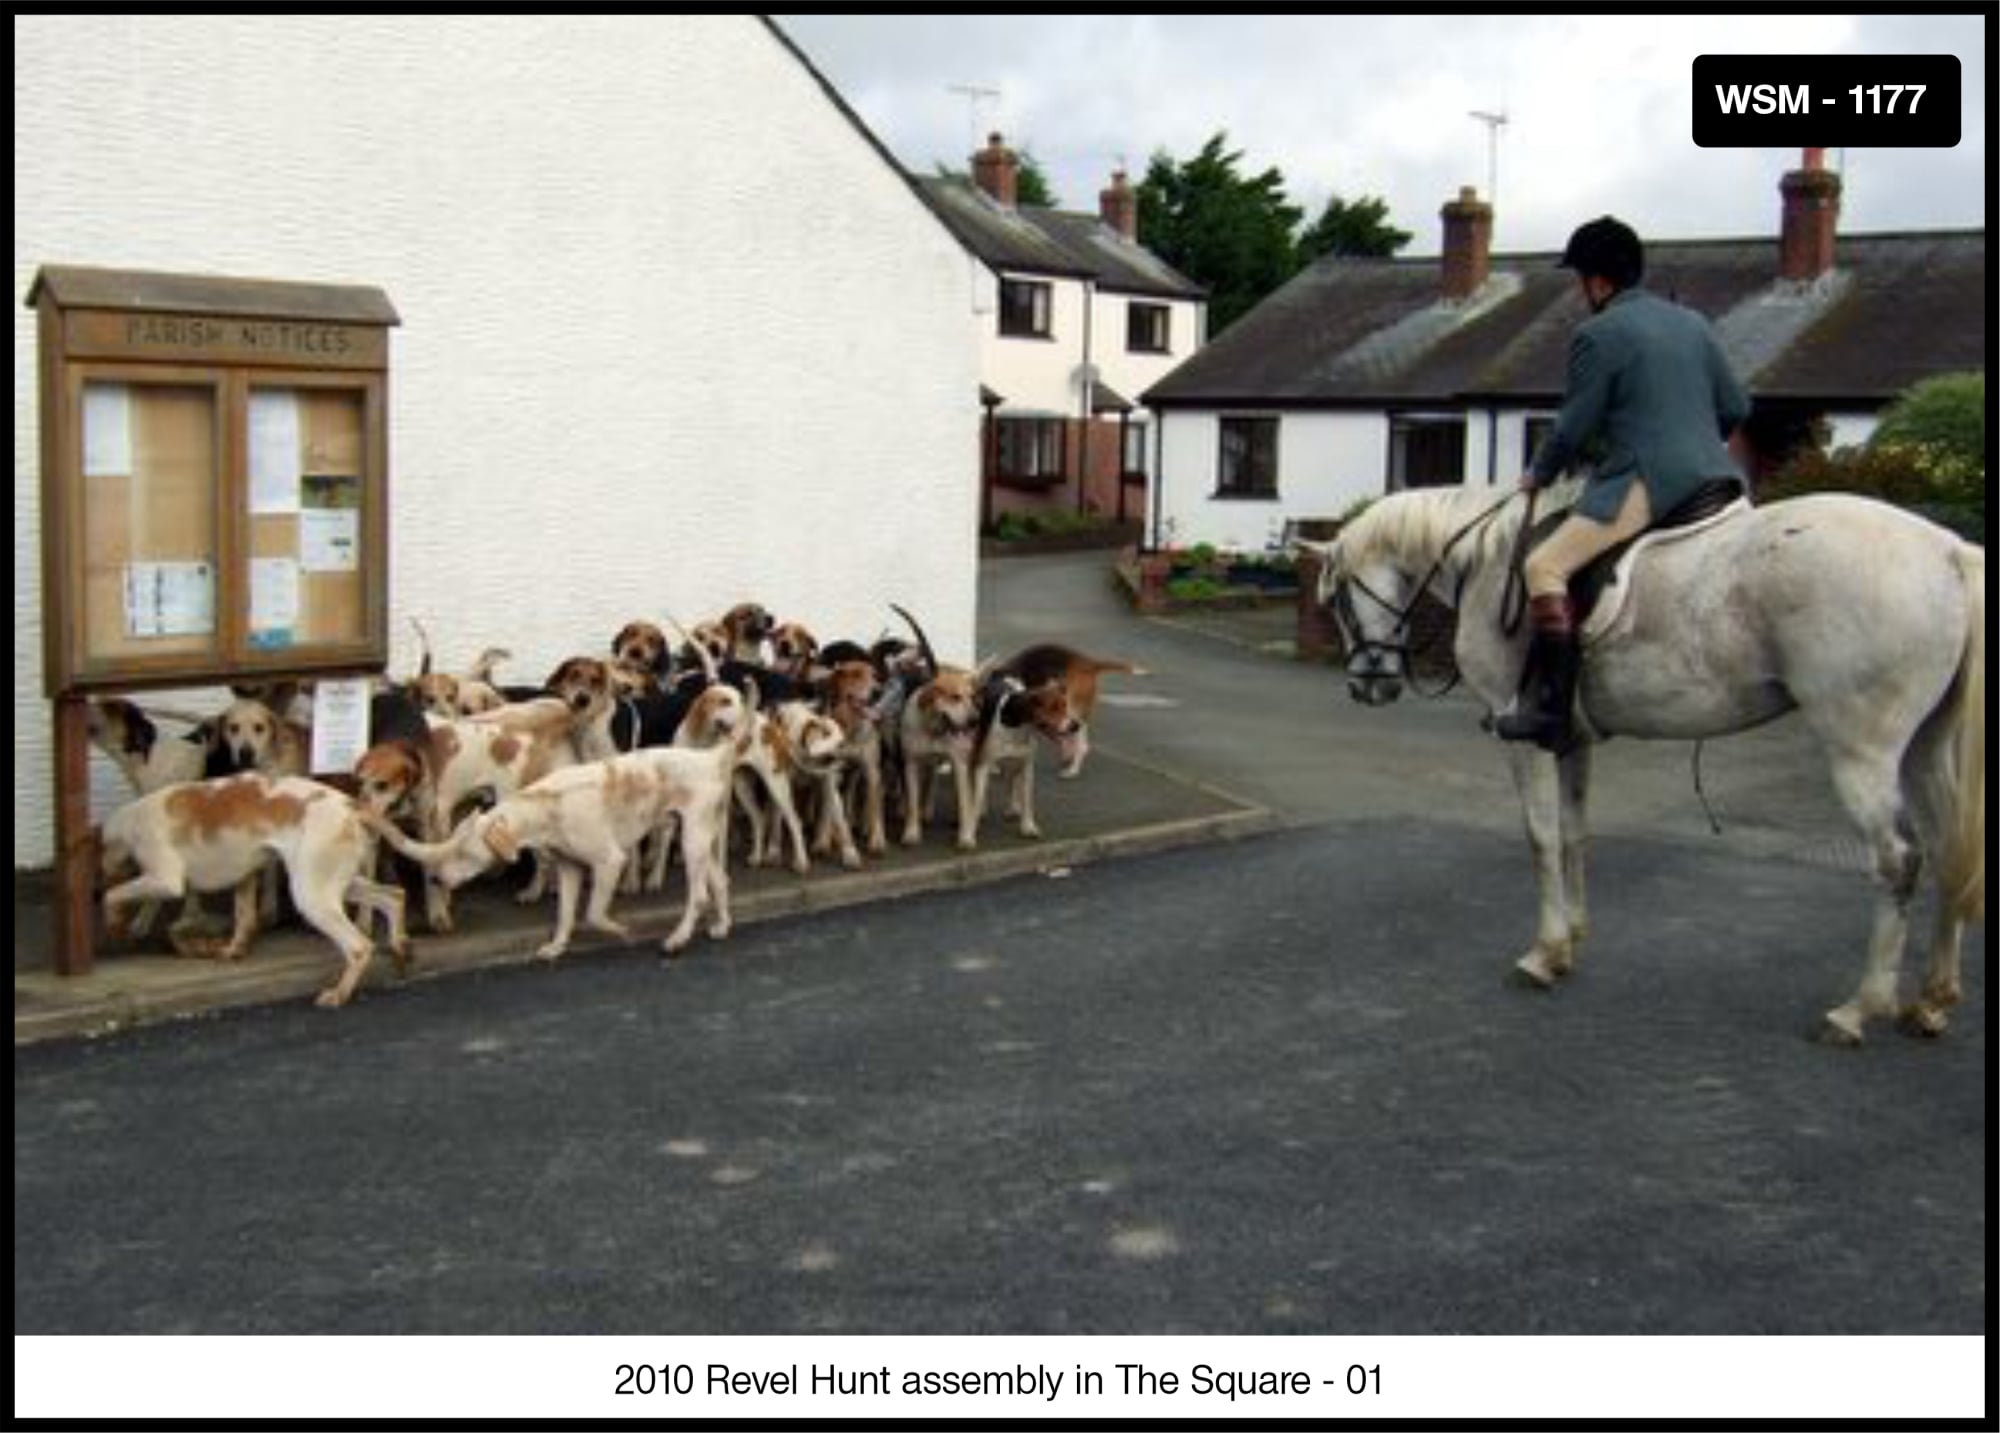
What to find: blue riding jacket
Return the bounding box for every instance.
[1528,287,1752,523]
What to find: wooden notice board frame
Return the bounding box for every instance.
[26,265,399,976]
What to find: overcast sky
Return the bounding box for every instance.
[775,13,1988,255]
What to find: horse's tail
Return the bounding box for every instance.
[1931,541,1985,922]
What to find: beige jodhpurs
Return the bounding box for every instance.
[1524,479,1653,600]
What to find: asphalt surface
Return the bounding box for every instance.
[13,551,1987,1335]
[13,821,1984,1334]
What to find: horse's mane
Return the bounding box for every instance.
[1335,478,1585,578]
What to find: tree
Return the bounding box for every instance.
[1136,133,1304,334]
[1014,151,1058,208]
[1296,193,1412,262]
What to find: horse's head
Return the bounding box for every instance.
[1313,532,1412,707]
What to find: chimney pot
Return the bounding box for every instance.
[1440,186,1493,300]
[972,131,1020,208]
[1099,168,1138,241]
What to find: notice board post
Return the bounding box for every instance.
[27,266,399,976]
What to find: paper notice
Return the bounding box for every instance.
[309,677,372,774]
[84,385,133,477]
[249,390,302,513]
[123,560,216,638]
[300,508,360,571]
[249,556,300,637]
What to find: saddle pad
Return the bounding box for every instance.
[1580,496,1751,644]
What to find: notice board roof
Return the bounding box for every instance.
[25,265,400,327]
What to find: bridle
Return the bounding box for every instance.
[1330,488,1532,699]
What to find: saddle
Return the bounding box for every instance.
[1526,479,1750,639]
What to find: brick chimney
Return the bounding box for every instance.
[972,132,1019,208]
[1779,146,1841,281]
[1099,168,1137,241]
[1440,185,1493,300]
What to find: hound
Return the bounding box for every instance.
[368,743,738,959]
[671,682,817,874]
[100,773,409,1007]
[87,698,215,792]
[717,602,776,664]
[816,659,889,857]
[87,698,225,945]
[406,618,511,718]
[769,620,819,680]
[898,664,982,850]
[967,675,1084,844]
[214,695,310,778]
[398,695,599,931]
[982,644,1145,777]
[610,620,674,695]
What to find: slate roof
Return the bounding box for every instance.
[1143,229,1985,410]
[914,176,1207,301]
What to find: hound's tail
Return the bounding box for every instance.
[357,808,458,868]
[1930,542,1985,922]
[465,648,513,684]
[1084,657,1150,678]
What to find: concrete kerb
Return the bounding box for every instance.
[13,770,1279,1047]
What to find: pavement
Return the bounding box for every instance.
[13,742,1277,1046]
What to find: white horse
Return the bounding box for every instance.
[1314,480,1985,1043]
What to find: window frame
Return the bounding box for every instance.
[998,279,1054,340]
[1215,415,1281,500]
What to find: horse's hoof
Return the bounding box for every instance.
[1510,952,1562,989]
[1815,1010,1866,1046]
[1898,1003,1949,1039]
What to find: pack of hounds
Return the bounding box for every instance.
[89,603,1144,1009]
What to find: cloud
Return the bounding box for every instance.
[776,13,1986,253]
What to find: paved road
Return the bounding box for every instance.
[14,821,1983,1334]
[978,550,1853,865]
[14,552,1983,1335]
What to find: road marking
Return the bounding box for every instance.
[1098,693,1180,709]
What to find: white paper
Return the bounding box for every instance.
[249,556,300,635]
[83,385,133,477]
[309,678,372,773]
[122,561,215,638]
[248,390,302,514]
[299,509,359,571]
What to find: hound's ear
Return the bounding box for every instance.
[482,817,522,865]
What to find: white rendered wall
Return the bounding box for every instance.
[1154,409,1387,551]
[980,271,1090,414]
[13,15,977,867]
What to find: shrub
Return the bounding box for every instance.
[1763,374,1986,540]
[1869,371,1985,473]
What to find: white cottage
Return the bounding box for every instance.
[12,15,980,869]
[916,136,1207,532]
[1144,157,1985,553]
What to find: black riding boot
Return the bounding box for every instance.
[1494,594,1579,753]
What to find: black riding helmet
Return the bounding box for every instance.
[1558,215,1644,289]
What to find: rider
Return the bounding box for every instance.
[1495,215,1753,752]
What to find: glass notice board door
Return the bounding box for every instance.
[76,373,224,672]
[245,383,369,653]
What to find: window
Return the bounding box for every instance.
[1121,419,1149,478]
[995,417,1064,485]
[1128,302,1170,354]
[999,280,1052,338]
[1388,413,1467,490]
[1217,416,1279,498]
